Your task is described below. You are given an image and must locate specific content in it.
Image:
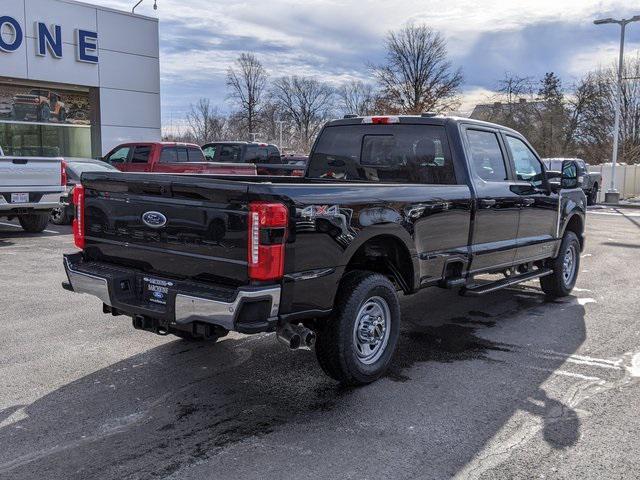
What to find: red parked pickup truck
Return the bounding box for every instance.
[103,142,257,175]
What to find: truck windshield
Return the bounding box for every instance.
[307,124,456,184]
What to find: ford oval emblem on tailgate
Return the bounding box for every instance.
[142,211,167,228]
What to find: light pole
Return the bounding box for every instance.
[276,120,285,151]
[132,0,157,13]
[594,15,640,203]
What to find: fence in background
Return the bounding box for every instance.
[588,164,640,201]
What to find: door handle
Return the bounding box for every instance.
[479,199,496,208]
[521,198,535,207]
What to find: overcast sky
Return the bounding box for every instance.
[95,0,640,129]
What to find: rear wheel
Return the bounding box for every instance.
[540,231,580,298]
[18,213,50,233]
[315,271,400,385]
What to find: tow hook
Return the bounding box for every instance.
[276,323,316,350]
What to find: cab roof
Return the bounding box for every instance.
[326,114,523,136]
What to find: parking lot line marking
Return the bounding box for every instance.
[0,221,59,234]
[589,211,640,217]
[629,353,640,377]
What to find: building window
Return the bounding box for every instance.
[0,81,92,158]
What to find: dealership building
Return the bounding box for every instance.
[0,0,161,158]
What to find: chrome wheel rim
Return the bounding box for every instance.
[352,296,391,365]
[562,244,577,285]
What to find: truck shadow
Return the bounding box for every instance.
[0,287,586,480]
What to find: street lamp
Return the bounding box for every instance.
[594,15,640,203]
[132,0,157,13]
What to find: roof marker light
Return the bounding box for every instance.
[362,116,400,125]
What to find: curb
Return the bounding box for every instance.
[599,202,640,210]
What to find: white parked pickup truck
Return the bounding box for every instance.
[0,155,65,233]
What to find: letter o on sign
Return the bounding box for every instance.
[0,16,23,53]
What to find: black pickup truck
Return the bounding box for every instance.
[63,115,586,385]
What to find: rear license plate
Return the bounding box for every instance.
[143,277,175,306]
[11,193,29,203]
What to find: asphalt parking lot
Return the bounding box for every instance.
[1,207,639,480]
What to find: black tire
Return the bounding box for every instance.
[315,270,401,385]
[587,186,598,206]
[49,207,69,225]
[18,213,50,233]
[540,231,581,298]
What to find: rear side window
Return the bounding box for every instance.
[466,130,508,182]
[188,148,206,162]
[160,147,177,163]
[131,145,151,164]
[307,125,456,184]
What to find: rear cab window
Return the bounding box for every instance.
[188,148,206,162]
[159,146,177,163]
[307,124,457,184]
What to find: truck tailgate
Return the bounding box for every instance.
[81,172,251,286]
[0,157,61,189]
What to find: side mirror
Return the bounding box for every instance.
[561,160,583,189]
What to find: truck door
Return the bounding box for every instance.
[128,145,152,172]
[502,135,559,262]
[464,127,520,273]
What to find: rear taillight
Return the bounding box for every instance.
[73,185,85,249]
[61,161,67,186]
[248,202,288,281]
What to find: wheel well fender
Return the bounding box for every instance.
[342,228,418,294]
[561,213,585,250]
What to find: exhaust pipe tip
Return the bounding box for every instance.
[302,330,316,348]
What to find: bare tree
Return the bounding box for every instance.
[271,76,335,152]
[186,98,226,144]
[338,80,376,116]
[371,24,463,114]
[226,53,268,139]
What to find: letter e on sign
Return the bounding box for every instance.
[76,29,98,63]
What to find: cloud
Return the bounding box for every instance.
[93,0,640,127]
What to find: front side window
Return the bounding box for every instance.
[506,136,544,187]
[107,146,131,164]
[307,124,456,184]
[131,145,151,164]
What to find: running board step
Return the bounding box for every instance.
[461,269,553,296]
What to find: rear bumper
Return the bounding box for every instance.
[63,253,281,334]
[0,192,61,213]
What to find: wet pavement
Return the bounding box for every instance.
[0,207,639,480]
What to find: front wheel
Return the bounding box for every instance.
[18,213,50,233]
[315,271,401,385]
[540,231,581,298]
[587,186,598,206]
